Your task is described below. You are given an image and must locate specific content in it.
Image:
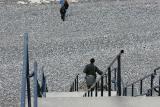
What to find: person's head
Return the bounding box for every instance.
[90,58,95,64]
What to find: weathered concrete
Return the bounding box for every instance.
[37,96,160,107]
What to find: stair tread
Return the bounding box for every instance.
[37,96,160,107]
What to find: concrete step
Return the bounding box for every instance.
[37,96,160,107]
[46,91,117,97]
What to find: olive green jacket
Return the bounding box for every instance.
[83,63,103,78]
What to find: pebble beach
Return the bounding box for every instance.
[1,0,160,106]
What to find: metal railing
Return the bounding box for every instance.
[83,50,124,97]
[123,67,160,96]
[20,33,48,107]
[70,74,79,92]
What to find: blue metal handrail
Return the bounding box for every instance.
[20,33,47,107]
[83,50,124,97]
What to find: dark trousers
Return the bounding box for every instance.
[60,6,66,21]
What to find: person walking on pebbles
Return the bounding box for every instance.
[60,0,69,21]
[83,58,103,90]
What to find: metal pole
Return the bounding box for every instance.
[125,87,127,96]
[114,68,117,91]
[34,62,38,107]
[24,33,31,107]
[75,79,76,91]
[77,75,78,91]
[159,76,160,96]
[97,81,99,90]
[20,33,28,107]
[108,67,111,96]
[95,83,98,97]
[150,74,154,96]
[105,74,108,91]
[132,84,134,96]
[91,89,93,97]
[73,83,74,91]
[101,76,104,97]
[117,55,121,96]
[140,80,143,95]
[88,91,90,97]
[85,93,87,97]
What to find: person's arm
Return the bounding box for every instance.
[83,65,87,73]
[95,66,103,75]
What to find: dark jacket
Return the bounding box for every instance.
[83,63,103,78]
[64,0,69,9]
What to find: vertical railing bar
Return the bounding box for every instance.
[34,62,38,107]
[101,76,103,97]
[75,79,76,91]
[88,91,90,97]
[159,76,160,96]
[140,80,143,95]
[91,89,93,97]
[20,33,28,107]
[114,68,117,91]
[125,87,127,96]
[97,81,99,90]
[117,55,121,96]
[132,84,134,96]
[108,67,111,96]
[95,83,98,97]
[105,74,108,91]
[73,83,74,91]
[77,75,78,91]
[43,76,47,97]
[25,33,31,107]
[150,74,154,96]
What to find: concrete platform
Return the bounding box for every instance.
[46,91,117,97]
[38,96,160,107]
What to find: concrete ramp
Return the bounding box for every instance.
[38,97,160,107]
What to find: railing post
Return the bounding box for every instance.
[34,62,38,107]
[91,89,93,97]
[108,67,111,96]
[101,76,104,97]
[114,68,117,91]
[159,76,160,96]
[23,33,31,107]
[73,83,74,91]
[124,87,127,96]
[76,75,79,91]
[117,54,121,96]
[75,79,76,91]
[140,80,143,95]
[20,33,28,107]
[151,74,154,96]
[88,91,90,97]
[132,84,134,96]
[105,74,108,91]
[41,71,46,97]
[95,83,98,97]
[97,81,99,90]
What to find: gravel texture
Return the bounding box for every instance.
[1,0,160,106]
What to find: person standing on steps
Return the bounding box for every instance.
[60,0,69,21]
[83,58,103,90]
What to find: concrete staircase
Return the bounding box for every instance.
[36,92,160,107]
